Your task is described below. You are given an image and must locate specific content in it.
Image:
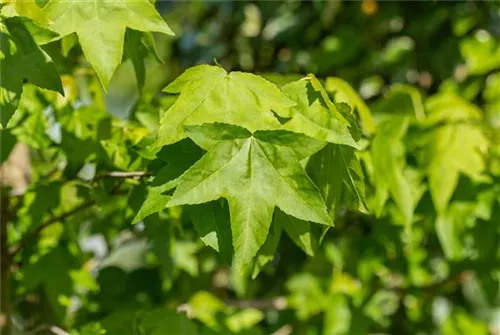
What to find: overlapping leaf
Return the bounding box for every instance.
[419,94,490,213]
[153,65,296,151]
[280,78,359,148]
[42,0,174,89]
[0,16,62,127]
[167,123,331,269]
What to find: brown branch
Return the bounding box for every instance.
[9,200,96,256]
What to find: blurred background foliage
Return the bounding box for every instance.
[2,0,500,334]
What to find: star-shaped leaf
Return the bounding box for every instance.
[0,16,63,127]
[153,65,296,151]
[42,0,174,89]
[167,123,331,269]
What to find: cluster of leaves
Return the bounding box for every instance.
[1,1,500,335]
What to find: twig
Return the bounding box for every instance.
[95,171,151,179]
[29,324,70,335]
[223,296,288,310]
[9,200,96,256]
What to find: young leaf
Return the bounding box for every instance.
[280,79,359,148]
[168,123,331,269]
[0,16,63,127]
[153,65,296,151]
[42,0,174,89]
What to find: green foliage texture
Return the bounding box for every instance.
[0,1,499,334]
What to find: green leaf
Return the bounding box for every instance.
[460,30,500,75]
[287,273,327,320]
[252,222,282,278]
[43,0,174,89]
[420,95,490,213]
[0,16,63,127]
[0,129,16,163]
[22,246,78,319]
[280,79,359,148]
[370,117,415,225]
[436,202,477,260]
[168,123,330,269]
[307,144,368,220]
[153,65,296,151]
[323,294,351,335]
[132,139,203,223]
[187,201,233,264]
[275,210,318,257]
[187,291,226,329]
[371,84,425,122]
[325,77,376,134]
[226,308,264,333]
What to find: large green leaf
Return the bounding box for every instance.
[168,123,331,269]
[153,65,296,151]
[0,16,62,127]
[42,0,174,89]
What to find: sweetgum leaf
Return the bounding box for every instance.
[153,65,296,151]
[0,16,62,127]
[42,0,174,89]
[280,79,359,148]
[168,123,330,269]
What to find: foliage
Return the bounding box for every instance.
[1,1,499,334]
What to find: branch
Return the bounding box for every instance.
[95,171,151,179]
[29,324,70,335]
[223,296,288,310]
[9,200,96,256]
[177,296,288,319]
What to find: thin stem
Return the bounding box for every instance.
[95,171,151,179]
